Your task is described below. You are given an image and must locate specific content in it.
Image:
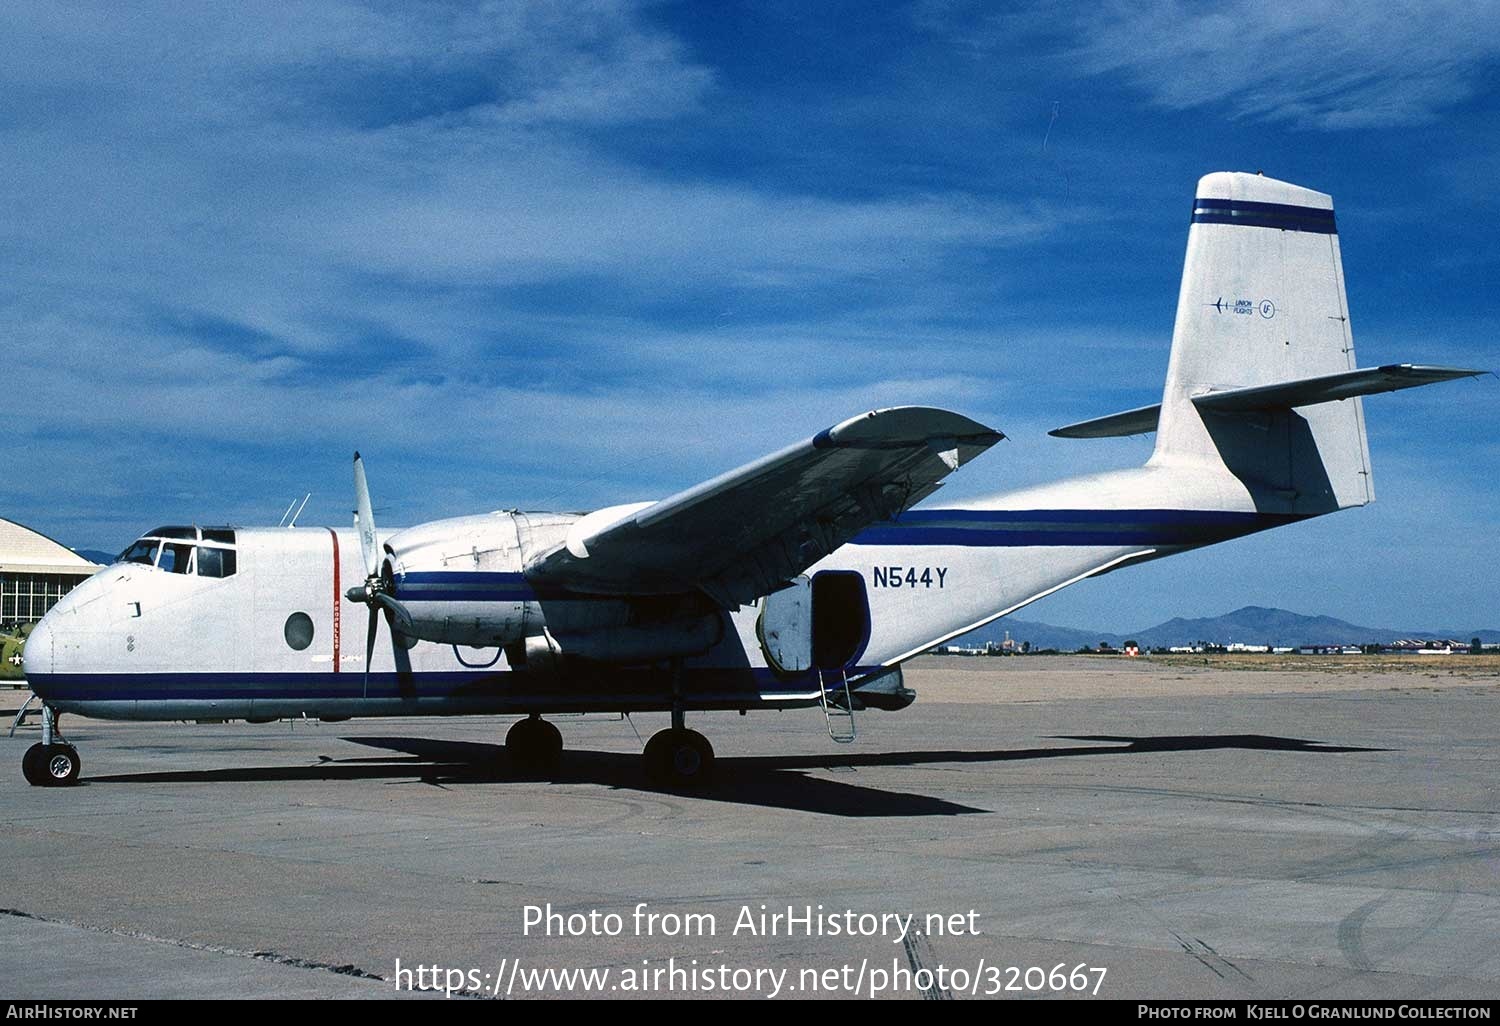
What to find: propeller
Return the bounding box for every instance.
[345,452,413,693]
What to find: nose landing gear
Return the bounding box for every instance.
[21,706,81,787]
[23,743,80,787]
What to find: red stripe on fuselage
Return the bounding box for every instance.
[328,528,341,673]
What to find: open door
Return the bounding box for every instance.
[759,571,871,678]
[811,570,870,670]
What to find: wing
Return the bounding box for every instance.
[525,406,1003,607]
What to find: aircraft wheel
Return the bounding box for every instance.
[643,728,714,787]
[22,743,49,786]
[506,717,562,773]
[25,743,81,787]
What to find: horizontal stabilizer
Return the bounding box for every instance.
[1050,365,1481,438]
[1190,364,1484,413]
[1049,403,1161,439]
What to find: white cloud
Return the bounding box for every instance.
[306,149,1063,286]
[2,1,713,130]
[1067,0,1500,129]
[0,0,1067,372]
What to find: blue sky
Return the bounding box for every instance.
[5,1,1496,631]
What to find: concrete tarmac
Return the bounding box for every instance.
[1,656,1496,1000]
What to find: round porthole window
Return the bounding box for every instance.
[284,612,315,651]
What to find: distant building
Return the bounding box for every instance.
[1387,639,1470,654]
[0,517,102,628]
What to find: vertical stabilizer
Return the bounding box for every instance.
[1151,172,1373,514]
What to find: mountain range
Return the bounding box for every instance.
[957,605,1500,652]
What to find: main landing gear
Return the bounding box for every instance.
[642,658,716,788]
[506,661,717,786]
[506,715,563,773]
[642,727,715,787]
[503,709,715,786]
[22,706,81,788]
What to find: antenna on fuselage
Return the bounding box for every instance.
[276,498,297,528]
[286,493,311,529]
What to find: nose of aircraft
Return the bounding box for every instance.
[22,614,53,679]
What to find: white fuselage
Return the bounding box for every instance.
[23,463,1291,722]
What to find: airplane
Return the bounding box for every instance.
[18,171,1484,788]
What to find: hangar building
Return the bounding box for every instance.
[1,517,102,628]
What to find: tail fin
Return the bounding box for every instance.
[1151,172,1370,514]
[1048,172,1480,515]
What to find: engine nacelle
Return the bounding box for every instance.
[550,614,724,664]
[379,511,726,661]
[383,511,546,647]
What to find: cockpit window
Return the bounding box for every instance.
[117,526,238,577]
[118,539,160,565]
[196,546,236,578]
[158,543,194,574]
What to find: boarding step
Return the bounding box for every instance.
[817,668,857,744]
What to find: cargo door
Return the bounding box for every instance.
[758,576,811,675]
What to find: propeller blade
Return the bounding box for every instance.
[364,604,379,694]
[373,591,414,635]
[353,452,379,579]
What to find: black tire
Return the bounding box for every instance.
[506,718,537,761]
[643,728,715,788]
[39,744,81,787]
[21,743,49,787]
[507,717,562,773]
[642,731,672,783]
[535,720,562,766]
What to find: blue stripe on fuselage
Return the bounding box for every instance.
[849,508,1303,548]
[26,665,870,703]
[396,571,539,602]
[392,510,1302,601]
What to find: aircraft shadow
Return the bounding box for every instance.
[84,733,1382,818]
